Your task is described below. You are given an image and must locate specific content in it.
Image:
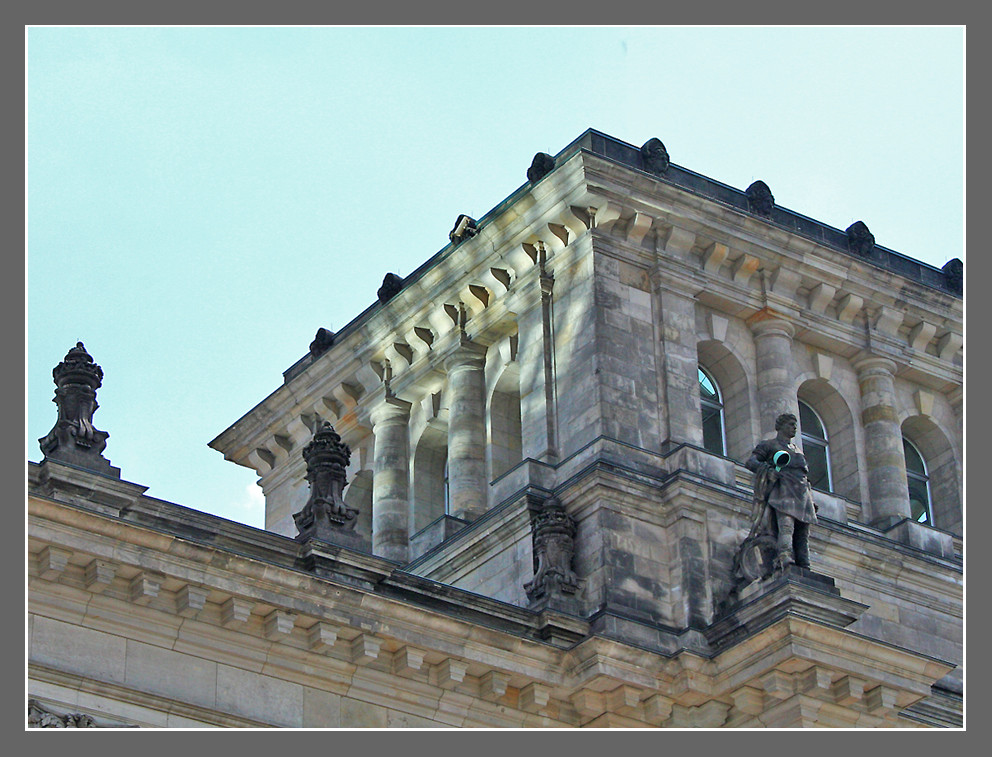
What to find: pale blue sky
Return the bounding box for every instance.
[27,27,964,528]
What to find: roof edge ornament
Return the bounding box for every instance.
[640,137,670,175]
[449,214,478,245]
[745,180,775,217]
[526,152,556,184]
[38,341,119,477]
[846,221,875,257]
[377,272,405,304]
[942,258,963,295]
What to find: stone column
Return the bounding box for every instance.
[445,340,489,521]
[370,397,412,562]
[854,356,910,529]
[750,316,800,437]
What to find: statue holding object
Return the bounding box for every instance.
[735,413,819,582]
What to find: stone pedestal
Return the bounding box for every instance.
[445,340,489,521]
[370,397,412,562]
[855,356,911,529]
[708,566,868,652]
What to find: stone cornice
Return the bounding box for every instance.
[212,145,960,478]
[29,470,958,726]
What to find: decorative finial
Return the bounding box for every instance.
[292,421,358,541]
[524,496,582,608]
[38,342,117,476]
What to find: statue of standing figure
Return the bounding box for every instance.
[742,413,819,574]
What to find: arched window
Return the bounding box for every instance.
[799,400,831,492]
[904,438,932,525]
[698,366,726,456]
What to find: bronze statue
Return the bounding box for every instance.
[743,413,818,572]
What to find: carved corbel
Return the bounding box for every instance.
[767,266,802,300]
[936,331,962,361]
[625,211,653,246]
[908,320,937,352]
[808,283,836,314]
[427,305,457,339]
[732,254,760,285]
[555,203,590,242]
[458,283,491,317]
[703,242,729,274]
[479,267,512,297]
[662,226,697,259]
[247,446,276,475]
[835,293,864,324]
[871,305,904,337]
[590,202,622,231]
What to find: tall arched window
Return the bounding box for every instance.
[904,438,932,525]
[799,400,831,492]
[698,366,726,456]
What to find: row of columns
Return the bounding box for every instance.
[750,315,910,529]
[368,306,913,561]
[664,305,912,529]
[369,339,489,562]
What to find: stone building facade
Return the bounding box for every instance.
[28,129,963,728]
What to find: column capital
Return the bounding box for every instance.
[852,354,897,377]
[369,396,412,427]
[747,310,795,339]
[443,337,488,373]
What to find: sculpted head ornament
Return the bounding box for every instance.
[640,137,670,174]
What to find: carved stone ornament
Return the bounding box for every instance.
[293,421,358,540]
[38,342,116,474]
[745,180,775,217]
[448,214,479,245]
[309,327,335,358]
[640,137,670,174]
[526,152,556,184]
[377,272,404,304]
[846,221,875,256]
[942,258,963,294]
[524,496,581,602]
[28,699,99,728]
